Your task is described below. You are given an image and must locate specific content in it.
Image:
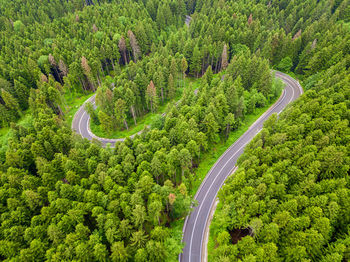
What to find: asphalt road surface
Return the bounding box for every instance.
[72,14,191,147]
[71,94,128,147]
[72,88,197,147]
[179,71,303,262]
[71,71,303,262]
[185,15,192,27]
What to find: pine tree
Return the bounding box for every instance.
[226,78,239,113]
[125,88,137,126]
[170,58,178,80]
[115,99,128,130]
[154,70,164,103]
[204,112,219,144]
[128,30,141,62]
[146,80,158,113]
[190,45,201,77]
[224,113,235,140]
[81,56,95,90]
[13,80,29,109]
[119,36,128,64]
[248,13,253,25]
[98,110,114,134]
[181,57,188,88]
[85,102,99,125]
[1,89,20,118]
[168,74,175,100]
[221,44,229,70]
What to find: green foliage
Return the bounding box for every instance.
[0,0,349,261]
[211,54,350,262]
[13,20,24,32]
[277,56,293,72]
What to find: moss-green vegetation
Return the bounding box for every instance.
[64,91,94,127]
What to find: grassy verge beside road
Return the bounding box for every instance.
[65,91,94,127]
[189,90,282,197]
[89,77,200,139]
[169,84,283,258]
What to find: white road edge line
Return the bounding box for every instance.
[182,74,293,262]
[202,166,238,262]
[189,140,249,262]
[184,72,301,262]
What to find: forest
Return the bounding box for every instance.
[0,0,349,261]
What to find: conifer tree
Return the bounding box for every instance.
[190,45,201,77]
[115,99,128,130]
[128,30,141,62]
[125,88,137,125]
[119,36,128,64]
[181,57,188,88]
[221,44,229,70]
[81,56,95,90]
[168,74,175,100]
[146,80,158,113]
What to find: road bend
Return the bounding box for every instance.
[180,71,303,262]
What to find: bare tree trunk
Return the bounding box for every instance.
[206,55,210,70]
[161,88,164,103]
[183,73,185,89]
[128,50,132,63]
[122,51,127,65]
[201,58,205,75]
[123,118,128,130]
[111,59,115,71]
[78,77,87,94]
[131,106,137,125]
[58,105,64,116]
[100,65,105,77]
[226,124,230,141]
[215,59,219,73]
[96,73,101,87]
[104,59,110,75]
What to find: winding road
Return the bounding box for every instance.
[72,15,194,147]
[179,71,303,262]
[69,12,303,262]
[72,70,302,261]
[71,87,197,147]
[72,95,128,147]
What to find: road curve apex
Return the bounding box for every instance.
[179,71,302,262]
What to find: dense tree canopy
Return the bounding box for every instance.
[211,57,350,261]
[0,0,349,261]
